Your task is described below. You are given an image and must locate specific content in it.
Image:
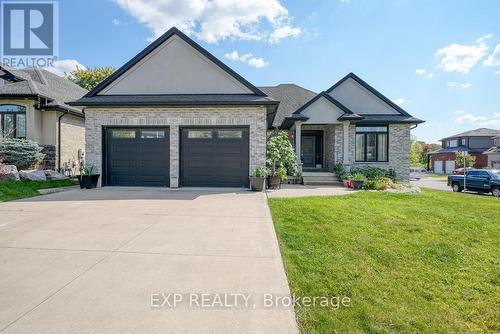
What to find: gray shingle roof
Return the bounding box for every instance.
[441,128,500,140]
[259,84,316,127]
[0,64,88,112]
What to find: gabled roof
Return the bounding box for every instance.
[0,64,88,113]
[259,84,316,127]
[440,128,500,141]
[83,27,266,98]
[326,72,412,117]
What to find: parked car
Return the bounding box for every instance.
[410,166,426,180]
[447,169,500,197]
[452,167,473,175]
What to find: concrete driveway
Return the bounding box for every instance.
[0,188,297,334]
[410,176,451,192]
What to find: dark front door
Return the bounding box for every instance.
[105,128,170,187]
[302,136,316,167]
[181,127,249,187]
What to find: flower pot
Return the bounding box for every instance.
[267,175,281,189]
[250,176,266,191]
[343,180,350,188]
[351,180,364,190]
[77,174,100,189]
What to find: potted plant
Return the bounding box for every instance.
[351,172,367,190]
[77,165,100,189]
[267,163,281,189]
[249,167,266,191]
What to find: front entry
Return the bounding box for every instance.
[301,131,323,168]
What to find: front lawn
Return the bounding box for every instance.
[0,179,78,202]
[268,190,499,333]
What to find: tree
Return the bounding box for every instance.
[455,151,476,168]
[266,130,298,176]
[0,139,45,169]
[67,66,116,91]
[410,140,423,166]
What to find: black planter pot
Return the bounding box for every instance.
[267,175,281,189]
[351,180,364,190]
[78,174,100,189]
[250,176,266,191]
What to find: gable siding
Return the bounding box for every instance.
[301,97,343,124]
[328,77,399,115]
[100,36,253,95]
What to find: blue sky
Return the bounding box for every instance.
[51,0,500,143]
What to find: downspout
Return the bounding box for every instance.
[57,110,69,172]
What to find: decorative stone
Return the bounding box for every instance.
[19,170,47,181]
[0,165,20,181]
[44,170,68,180]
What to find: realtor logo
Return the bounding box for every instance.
[1,0,58,67]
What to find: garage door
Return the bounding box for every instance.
[434,160,443,174]
[445,160,455,174]
[181,127,249,187]
[105,128,169,186]
[494,162,500,170]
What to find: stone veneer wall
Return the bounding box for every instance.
[347,123,411,181]
[39,144,56,170]
[299,124,336,170]
[59,114,85,173]
[85,106,267,187]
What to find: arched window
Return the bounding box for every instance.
[0,104,26,138]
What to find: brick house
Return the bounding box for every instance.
[69,27,423,188]
[429,128,500,174]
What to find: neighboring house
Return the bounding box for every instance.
[69,27,422,188]
[263,74,423,180]
[484,135,500,169]
[428,128,500,174]
[0,64,87,172]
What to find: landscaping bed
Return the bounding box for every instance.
[0,179,78,202]
[268,190,499,333]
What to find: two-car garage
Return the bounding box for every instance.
[104,127,250,188]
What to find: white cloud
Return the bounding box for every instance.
[435,37,489,73]
[269,26,301,44]
[415,68,434,78]
[45,59,86,77]
[224,50,268,68]
[112,18,122,25]
[476,34,493,43]
[484,44,500,66]
[454,112,499,126]
[446,82,471,89]
[112,0,301,44]
[454,110,465,114]
[391,98,405,106]
[495,70,500,75]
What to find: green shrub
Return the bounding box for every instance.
[363,177,394,190]
[0,139,45,169]
[266,130,298,176]
[351,172,367,182]
[277,167,288,183]
[351,166,396,180]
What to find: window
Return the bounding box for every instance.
[112,130,136,139]
[355,126,388,162]
[0,104,26,138]
[188,130,212,139]
[218,130,242,139]
[447,139,458,147]
[141,130,165,139]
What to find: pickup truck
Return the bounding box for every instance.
[448,169,500,197]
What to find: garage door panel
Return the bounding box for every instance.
[106,128,169,187]
[181,128,249,187]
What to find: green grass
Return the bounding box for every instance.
[0,179,78,202]
[268,190,499,334]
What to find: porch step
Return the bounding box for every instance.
[302,172,342,186]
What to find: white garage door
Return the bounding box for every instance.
[494,162,500,170]
[434,160,443,174]
[445,160,455,174]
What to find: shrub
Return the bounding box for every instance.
[350,166,396,181]
[0,139,45,169]
[277,167,288,183]
[266,130,298,176]
[351,172,367,182]
[363,177,395,190]
[252,167,265,177]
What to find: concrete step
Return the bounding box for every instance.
[303,180,344,186]
[303,177,338,182]
[302,172,336,177]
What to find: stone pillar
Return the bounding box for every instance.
[342,121,350,163]
[295,121,302,163]
[169,125,179,188]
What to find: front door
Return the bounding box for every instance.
[302,136,316,167]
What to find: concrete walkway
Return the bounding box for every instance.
[267,184,358,198]
[0,188,297,334]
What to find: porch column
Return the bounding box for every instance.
[295,121,302,163]
[342,121,350,163]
